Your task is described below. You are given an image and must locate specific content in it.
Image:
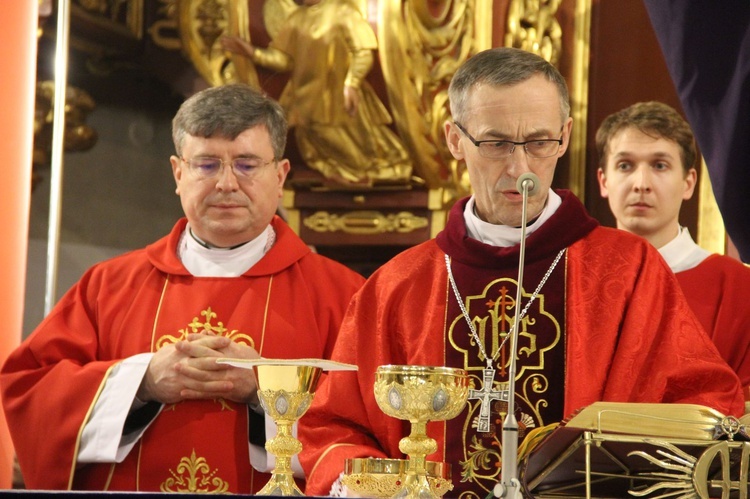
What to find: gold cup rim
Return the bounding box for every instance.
[376,365,467,378]
[344,457,451,479]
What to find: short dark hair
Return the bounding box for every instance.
[172,84,288,159]
[448,47,570,125]
[596,101,697,174]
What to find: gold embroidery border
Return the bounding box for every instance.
[68,362,119,489]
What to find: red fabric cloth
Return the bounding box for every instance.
[675,254,750,390]
[0,216,364,491]
[300,192,744,497]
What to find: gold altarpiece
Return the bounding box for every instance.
[141,0,596,271]
[60,0,726,271]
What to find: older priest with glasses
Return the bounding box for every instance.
[0,84,364,492]
[300,47,744,499]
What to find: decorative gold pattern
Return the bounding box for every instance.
[303,210,428,235]
[253,363,324,496]
[155,306,255,351]
[148,0,258,86]
[373,366,469,499]
[160,448,229,493]
[505,0,562,65]
[343,458,453,499]
[446,277,562,494]
[378,0,491,194]
[525,402,750,497]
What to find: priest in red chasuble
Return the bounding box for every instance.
[300,48,744,499]
[0,84,364,492]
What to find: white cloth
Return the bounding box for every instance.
[658,226,711,273]
[463,190,562,247]
[78,353,158,463]
[78,224,299,476]
[178,224,275,277]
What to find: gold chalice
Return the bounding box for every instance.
[374,365,469,499]
[216,358,357,496]
[342,458,453,498]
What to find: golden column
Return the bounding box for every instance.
[0,0,38,488]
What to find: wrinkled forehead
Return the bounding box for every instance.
[464,79,565,124]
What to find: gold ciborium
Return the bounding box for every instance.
[342,458,453,498]
[374,365,469,499]
[216,358,357,496]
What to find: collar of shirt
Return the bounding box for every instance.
[177,224,276,277]
[658,226,711,273]
[463,190,562,247]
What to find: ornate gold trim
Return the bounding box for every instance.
[569,0,592,199]
[160,449,229,493]
[303,211,429,235]
[68,362,119,489]
[697,159,726,255]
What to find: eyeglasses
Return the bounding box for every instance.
[180,156,276,179]
[454,122,563,159]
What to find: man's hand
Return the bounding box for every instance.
[137,333,260,405]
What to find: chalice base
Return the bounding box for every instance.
[256,472,304,496]
[393,473,440,499]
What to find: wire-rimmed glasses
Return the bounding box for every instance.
[180,156,277,180]
[454,122,563,159]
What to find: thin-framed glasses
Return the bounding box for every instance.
[454,122,563,159]
[180,156,276,179]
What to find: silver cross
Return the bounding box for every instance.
[468,367,509,433]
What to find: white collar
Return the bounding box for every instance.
[463,190,562,247]
[658,226,711,273]
[177,224,275,277]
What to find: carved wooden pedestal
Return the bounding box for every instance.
[283,186,450,277]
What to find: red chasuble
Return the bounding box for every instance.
[300,191,744,499]
[0,216,364,492]
[675,254,750,392]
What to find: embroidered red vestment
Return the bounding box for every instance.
[300,191,744,499]
[0,216,364,492]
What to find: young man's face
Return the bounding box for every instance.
[598,127,696,248]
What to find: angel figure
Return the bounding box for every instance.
[222,0,413,186]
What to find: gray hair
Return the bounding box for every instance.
[448,47,570,125]
[172,84,288,158]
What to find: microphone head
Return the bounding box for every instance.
[516,172,540,196]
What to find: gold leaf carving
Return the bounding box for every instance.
[303,211,428,235]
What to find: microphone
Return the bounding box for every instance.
[516,172,540,197]
[494,172,540,499]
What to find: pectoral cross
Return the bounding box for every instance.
[468,367,509,433]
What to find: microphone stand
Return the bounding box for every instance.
[494,173,538,499]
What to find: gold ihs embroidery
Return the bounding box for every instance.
[447,278,560,379]
[447,277,562,497]
[156,307,256,350]
[160,449,229,493]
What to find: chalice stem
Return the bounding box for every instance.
[395,421,438,499]
[257,421,304,496]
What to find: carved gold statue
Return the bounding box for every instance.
[221,0,412,186]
